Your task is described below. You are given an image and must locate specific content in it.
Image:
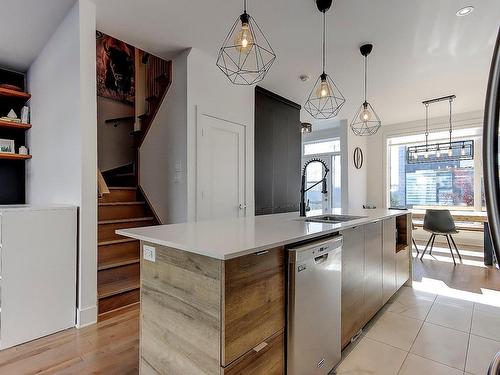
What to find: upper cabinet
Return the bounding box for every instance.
[255,87,301,216]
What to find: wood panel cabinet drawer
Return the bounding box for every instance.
[222,330,284,375]
[222,247,285,366]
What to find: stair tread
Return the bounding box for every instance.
[108,186,137,190]
[98,238,138,246]
[98,201,145,207]
[98,256,140,271]
[98,217,154,225]
[98,276,140,299]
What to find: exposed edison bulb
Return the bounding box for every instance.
[359,108,372,122]
[424,150,429,159]
[461,147,466,156]
[316,79,331,98]
[448,148,453,156]
[234,22,253,53]
[436,148,441,157]
[413,153,419,160]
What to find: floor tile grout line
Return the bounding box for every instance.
[405,296,467,372]
[396,296,433,375]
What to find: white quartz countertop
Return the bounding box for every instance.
[117,208,409,260]
[0,204,77,212]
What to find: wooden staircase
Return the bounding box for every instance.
[96,53,171,317]
[97,187,157,315]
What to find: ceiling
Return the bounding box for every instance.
[2,0,499,125]
[0,0,76,71]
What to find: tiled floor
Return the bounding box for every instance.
[336,286,500,374]
[336,240,500,375]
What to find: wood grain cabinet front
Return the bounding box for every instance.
[221,330,285,375]
[341,226,366,348]
[222,247,285,366]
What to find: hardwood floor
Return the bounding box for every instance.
[412,241,500,294]
[0,305,139,374]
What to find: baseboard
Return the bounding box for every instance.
[76,305,98,328]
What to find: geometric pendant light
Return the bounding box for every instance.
[304,0,346,120]
[216,0,276,85]
[350,43,382,136]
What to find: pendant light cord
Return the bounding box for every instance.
[425,103,429,149]
[322,11,326,74]
[243,0,247,13]
[364,55,367,102]
[449,98,453,145]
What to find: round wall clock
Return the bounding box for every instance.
[353,147,364,169]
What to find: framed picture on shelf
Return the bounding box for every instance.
[0,139,15,153]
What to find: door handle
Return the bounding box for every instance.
[239,204,247,210]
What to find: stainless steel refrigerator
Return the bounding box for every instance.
[483,27,500,269]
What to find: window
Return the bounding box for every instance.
[387,128,482,210]
[303,138,342,209]
[304,139,340,156]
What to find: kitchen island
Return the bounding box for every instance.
[118,209,412,375]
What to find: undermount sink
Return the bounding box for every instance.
[302,214,367,224]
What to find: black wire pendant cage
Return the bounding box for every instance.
[304,72,346,119]
[350,101,382,136]
[407,140,474,164]
[350,43,381,136]
[304,0,345,120]
[216,0,276,85]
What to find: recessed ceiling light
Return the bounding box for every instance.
[456,6,474,17]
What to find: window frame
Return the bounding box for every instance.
[385,128,483,211]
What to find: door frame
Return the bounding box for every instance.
[196,106,247,221]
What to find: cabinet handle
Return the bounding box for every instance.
[255,250,269,256]
[253,341,268,352]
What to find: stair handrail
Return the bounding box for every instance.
[489,350,500,375]
[138,59,172,148]
[97,169,110,197]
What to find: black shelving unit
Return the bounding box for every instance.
[0,68,30,204]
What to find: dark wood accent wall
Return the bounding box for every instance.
[255,86,301,216]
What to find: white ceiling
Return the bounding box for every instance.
[0,0,76,71]
[2,0,498,125]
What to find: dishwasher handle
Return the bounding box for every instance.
[314,253,329,264]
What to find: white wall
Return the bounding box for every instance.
[97,97,135,172]
[27,0,97,327]
[346,121,367,209]
[186,48,254,222]
[140,48,254,224]
[140,49,188,224]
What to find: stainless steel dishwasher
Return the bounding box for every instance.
[287,235,342,375]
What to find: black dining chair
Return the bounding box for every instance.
[420,209,462,265]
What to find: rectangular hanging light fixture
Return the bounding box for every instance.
[406,95,474,164]
[407,139,474,164]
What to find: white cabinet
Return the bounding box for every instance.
[0,205,77,349]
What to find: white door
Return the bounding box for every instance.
[197,113,246,221]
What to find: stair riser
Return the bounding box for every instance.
[98,263,140,286]
[98,204,147,221]
[98,241,140,267]
[99,289,140,315]
[98,220,155,242]
[99,189,136,203]
[106,175,136,187]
